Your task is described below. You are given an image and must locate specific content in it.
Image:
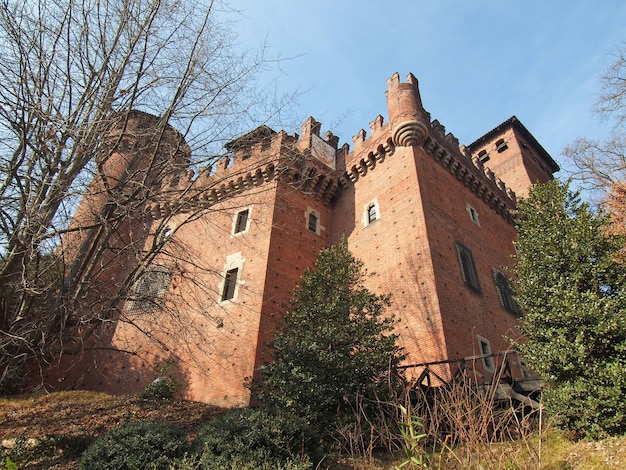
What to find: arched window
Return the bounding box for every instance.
[128,265,171,312]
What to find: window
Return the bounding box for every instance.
[233,209,250,234]
[478,336,495,372]
[128,265,171,312]
[306,208,321,235]
[456,242,480,292]
[221,268,239,301]
[495,138,508,153]
[466,204,480,225]
[477,149,490,163]
[494,269,520,316]
[367,204,378,224]
[308,212,318,232]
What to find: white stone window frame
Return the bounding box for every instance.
[305,207,322,236]
[477,335,495,373]
[466,203,480,226]
[218,252,245,304]
[231,205,253,236]
[363,199,380,227]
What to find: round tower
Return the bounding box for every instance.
[385,72,429,148]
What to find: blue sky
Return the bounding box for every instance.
[231,1,626,178]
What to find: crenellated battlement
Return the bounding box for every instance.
[144,122,342,218]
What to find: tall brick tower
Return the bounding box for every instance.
[334,73,557,385]
[49,73,557,404]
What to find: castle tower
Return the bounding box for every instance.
[466,116,559,198]
[333,73,556,385]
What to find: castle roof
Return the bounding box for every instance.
[468,116,560,173]
[225,125,276,151]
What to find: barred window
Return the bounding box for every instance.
[128,265,171,312]
[367,204,378,224]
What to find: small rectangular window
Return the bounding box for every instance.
[478,336,495,372]
[234,209,249,234]
[467,204,480,225]
[221,268,238,301]
[456,242,480,292]
[366,203,379,225]
[308,212,318,232]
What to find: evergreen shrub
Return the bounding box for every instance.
[79,421,187,470]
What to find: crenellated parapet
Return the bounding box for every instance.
[421,127,517,223]
[145,123,342,218]
[336,73,518,224]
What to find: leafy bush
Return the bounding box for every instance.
[141,377,177,400]
[190,407,313,469]
[79,421,187,470]
[2,434,92,467]
[255,240,406,439]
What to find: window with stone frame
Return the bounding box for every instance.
[128,265,171,312]
[221,267,239,301]
[493,269,521,316]
[456,242,481,292]
[308,212,318,232]
[466,204,480,225]
[364,200,380,227]
[478,335,495,372]
[233,208,250,234]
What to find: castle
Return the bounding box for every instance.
[49,72,558,406]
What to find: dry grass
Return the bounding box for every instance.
[1,390,626,469]
[0,390,224,469]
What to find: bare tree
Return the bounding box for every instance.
[564,41,626,193]
[0,0,290,391]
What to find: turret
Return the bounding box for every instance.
[385,72,429,148]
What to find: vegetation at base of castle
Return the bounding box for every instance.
[79,421,187,470]
[6,389,626,469]
[512,180,626,439]
[184,407,313,469]
[253,239,407,448]
[141,376,178,400]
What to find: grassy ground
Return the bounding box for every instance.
[0,391,223,469]
[1,391,626,469]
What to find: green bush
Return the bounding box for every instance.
[2,434,91,467]
[79,421,187,470]
[141,377,177,399]
[190,407,313,469]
